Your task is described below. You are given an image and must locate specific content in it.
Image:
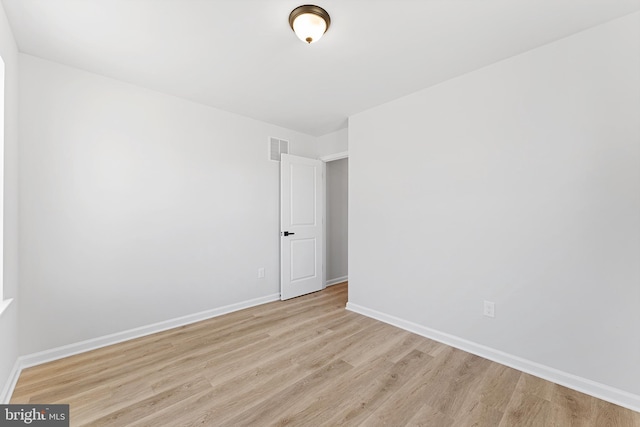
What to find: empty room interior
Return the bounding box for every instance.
[0,0,639,425]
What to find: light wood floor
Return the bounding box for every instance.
[11,283,640,426]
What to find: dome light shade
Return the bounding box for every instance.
[289,5,331,44]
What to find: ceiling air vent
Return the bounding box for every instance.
[269,137,289,161]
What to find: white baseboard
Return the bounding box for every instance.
[2,293,280,402]
[0,359,22,404]
[346,302,640,413]
[326,276,348,287]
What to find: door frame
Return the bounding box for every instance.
[278,151,349,299]
[319,151,349,163]
[320,151,348,289]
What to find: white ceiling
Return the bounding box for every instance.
[2,0,639,136]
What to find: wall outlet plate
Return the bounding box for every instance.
[483,300,495,318]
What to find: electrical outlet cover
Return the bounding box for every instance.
[483,301,495,318]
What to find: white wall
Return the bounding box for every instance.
[316,128,348,158]
[349,11,640,404]
[18,54,317,355]
[0,0,20,402]
[326,158,348,283]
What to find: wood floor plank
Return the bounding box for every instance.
[405,404,455,427]
[499,389,552,427]
[220,359,354,426]
[129,355,313,427]
[268,356,394,426]
[359,346,468,426]
[341,325,411,367]
[292,320,388,369]
[514,372,555,401]
[473,362,522,413]
[143,330,273,393]
[80,377,212,427]
[454,398,505,427]
[10,282,640,426]
[67,375,154,422]
[549,384,598,426]
[425,352,493,416]
[324,348,434,426]
[593,398,640,427]
[198,317,355,386]
[382,333,427,363]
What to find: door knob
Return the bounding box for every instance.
[283,231,295,236]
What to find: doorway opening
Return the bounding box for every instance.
[279,152,348,300]
[324,156,348,288]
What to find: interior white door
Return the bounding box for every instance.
[280,154,323,300]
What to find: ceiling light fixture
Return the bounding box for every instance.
[289,5,331,44]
